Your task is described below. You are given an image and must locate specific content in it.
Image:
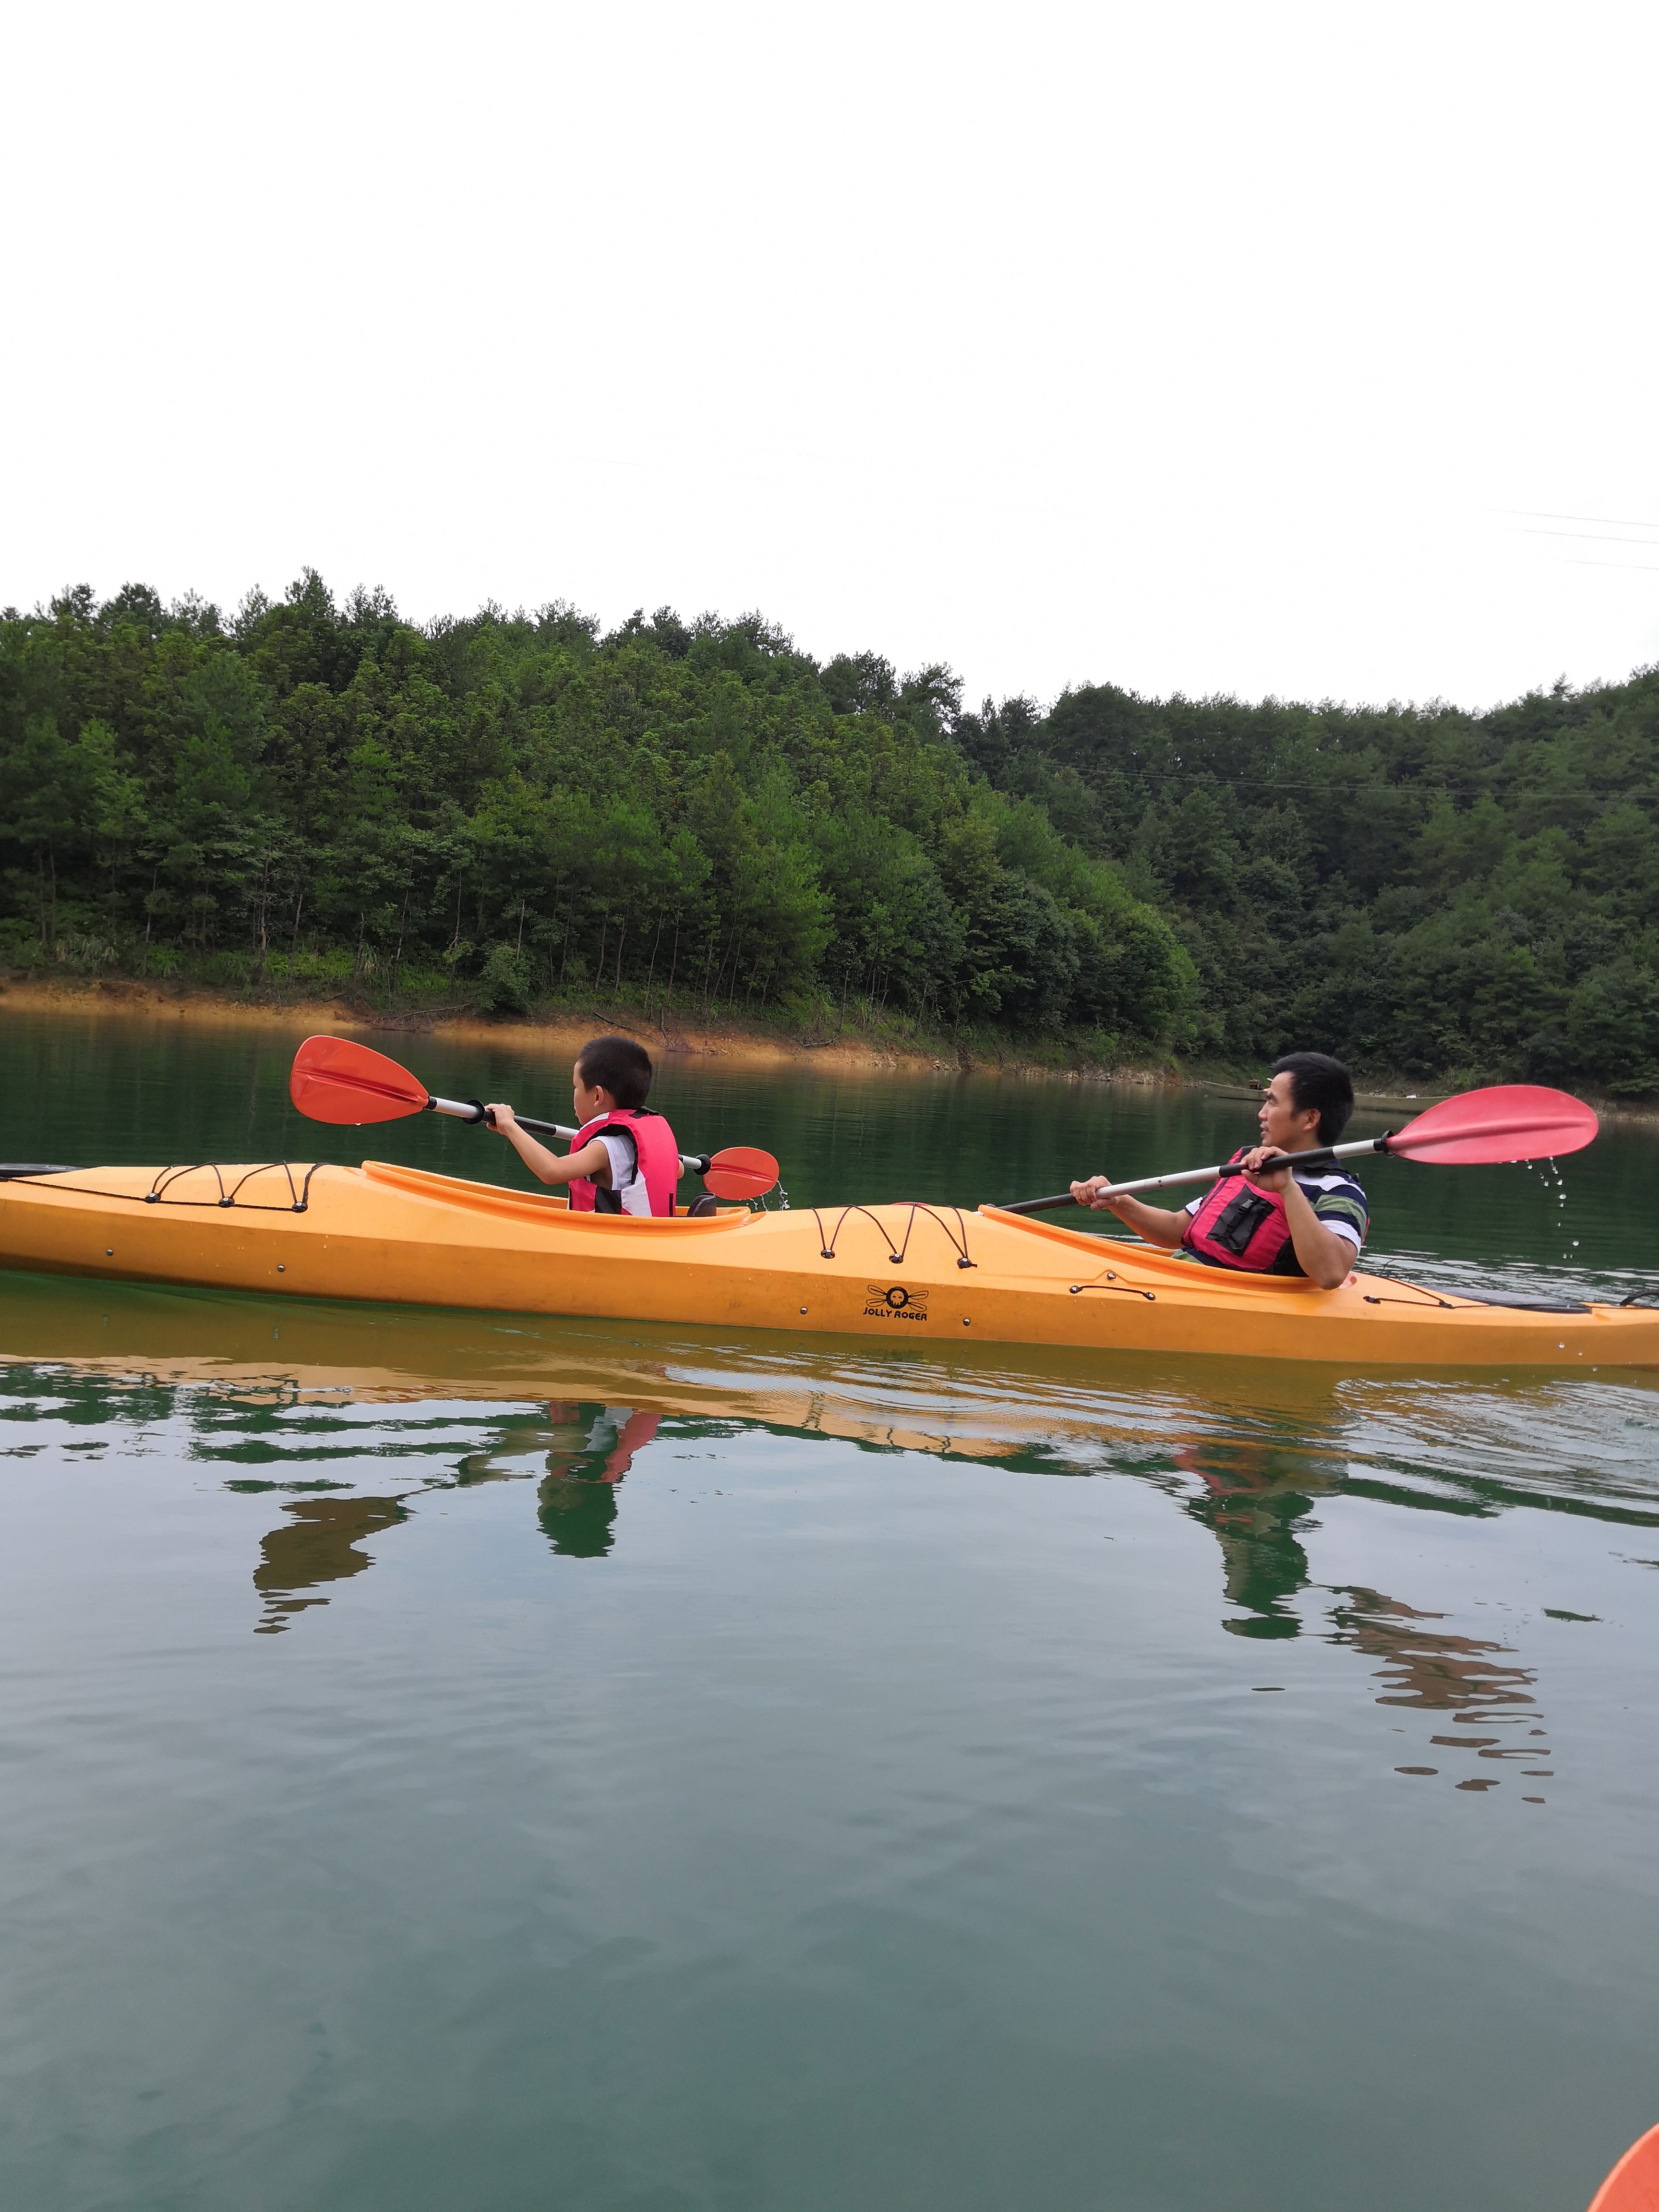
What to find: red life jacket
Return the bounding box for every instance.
[1182,1149,1298,1273]
[599,1409,661,1481]
[568,1108,681,1218]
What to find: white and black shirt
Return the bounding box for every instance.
[591,1130,651,1216]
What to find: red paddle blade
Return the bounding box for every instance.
[1587,2120,1659,2212]
[701,1145,779,1201]
[289,1035,431,1126]
[1389,1083,1598,1166]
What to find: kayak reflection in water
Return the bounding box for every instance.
[1070,1052,1369,1288]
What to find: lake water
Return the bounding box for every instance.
[3,1008,1658,2212]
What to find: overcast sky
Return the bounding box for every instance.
[5,0,1656,713]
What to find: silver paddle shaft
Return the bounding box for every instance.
[999,1134,1392,1216]
[1096,1133,1386,1201]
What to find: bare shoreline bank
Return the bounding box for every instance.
[0,973,1011,1078]
[4,973,1654,1123]
[6,972,1182,1076]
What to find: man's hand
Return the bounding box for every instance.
[1239,1144,1291,1192]
[1239,1147,1353,1286]
[1066,1174,1191,1250]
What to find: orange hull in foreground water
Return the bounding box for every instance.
[1589,2122,1659,2212]
[1,1159,1656,1370]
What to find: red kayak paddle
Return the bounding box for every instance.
[1003,1082,1600,1214]
[1587,2119,1659,2212]
[288,1035,780,1202]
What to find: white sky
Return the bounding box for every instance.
[4,0,1657,713]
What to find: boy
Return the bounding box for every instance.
[486,1034,684,1218]
[1069,1051,1367,1288]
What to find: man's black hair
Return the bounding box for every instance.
[577,1034,654,1110]
[1271,1051,1354,1148]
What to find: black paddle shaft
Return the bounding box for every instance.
[422,1094,713,1175]
[512,1109,712,1177]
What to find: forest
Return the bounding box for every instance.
[2,573,1658,1090]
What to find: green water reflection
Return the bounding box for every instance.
[3,1012,1659,2211]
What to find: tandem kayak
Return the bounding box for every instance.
[0,1158,1655,1369]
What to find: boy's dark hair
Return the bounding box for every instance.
[1271,1051,1354,1148]
[576,1034,654,1110]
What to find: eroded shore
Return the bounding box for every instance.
[0,973,1504,1116]
[0,974,999,1076]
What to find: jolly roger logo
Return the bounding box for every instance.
[864,1283,929,1321]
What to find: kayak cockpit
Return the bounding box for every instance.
[361,1160,757,1230]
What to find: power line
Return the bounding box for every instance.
[1501,506,1659,531]
[1520,527,1659,548]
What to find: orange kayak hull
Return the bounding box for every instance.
[0,1160,1655,1370]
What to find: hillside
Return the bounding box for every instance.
[2,574,1656,1089]
[959,664,1659,1090]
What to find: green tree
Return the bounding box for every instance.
[0,716,88,942]
[4,573,1658,1086]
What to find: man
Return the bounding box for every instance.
[1070,1052,1367,1289]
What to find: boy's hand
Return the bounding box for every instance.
[1071,1175,1113,1209]
[485,1102,517,1135]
